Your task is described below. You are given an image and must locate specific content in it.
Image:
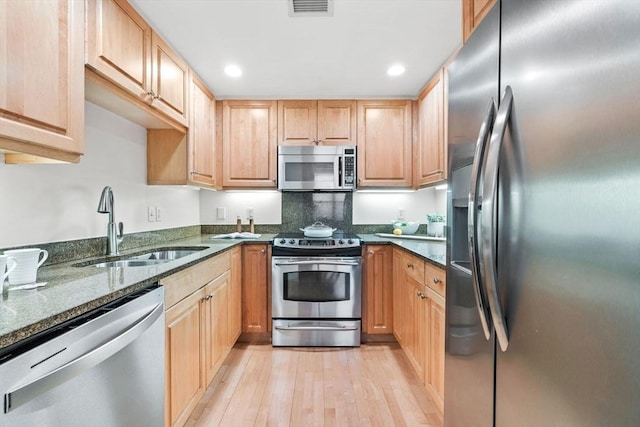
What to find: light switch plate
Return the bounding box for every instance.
[216,207,226,220]
[147,206,156,222]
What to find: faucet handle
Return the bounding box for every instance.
[117,222,124,242]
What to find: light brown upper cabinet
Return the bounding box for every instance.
[357,100,413,187]
[0,0,84,164]
[149,32,189,127]
[86,0,188,130]
[187,75,216,187]
[222,100,277,188]
[415,69,446,187]
[147,72,216,188]
[463,0,497,42]
[278,100,356,146]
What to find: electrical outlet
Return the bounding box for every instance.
[216,207,226,220]
[247,207,255,219]
[156,207,162,222]
[398,208,405,220]
[147,206,156,222]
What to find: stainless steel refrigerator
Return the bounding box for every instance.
[445,1,640,426]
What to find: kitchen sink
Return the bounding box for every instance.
[73,246,207,268]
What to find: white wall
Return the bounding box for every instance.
[199,187,447,226]
[352,187,447,224]
[200,190,281,224]
[0,102,200,247]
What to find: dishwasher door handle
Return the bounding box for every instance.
[4,301,163,413]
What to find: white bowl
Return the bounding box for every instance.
[391,221,420,235]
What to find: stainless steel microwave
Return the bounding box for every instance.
[277,145,356,191]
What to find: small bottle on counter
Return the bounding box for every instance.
[236,216,242,232]
[249,216,255,234]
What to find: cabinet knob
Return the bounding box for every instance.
[261,249,265,253]
[368,250,374,254]
[433,277,442,284]
[407,263,414,269]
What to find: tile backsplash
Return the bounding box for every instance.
[281,192,353,232]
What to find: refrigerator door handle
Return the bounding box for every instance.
[468,99,496,340]
[481,86,514,352]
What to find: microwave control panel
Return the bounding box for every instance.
[343,148,356,188]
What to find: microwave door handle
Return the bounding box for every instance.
[338,156,343,187]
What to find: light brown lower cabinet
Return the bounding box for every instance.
[363,245,393,334]
[162,248,241,427]
[241,244,270,335]
[393,248,446,413]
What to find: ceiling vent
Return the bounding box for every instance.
[289,0,333,17]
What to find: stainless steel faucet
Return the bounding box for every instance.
[97,186,124,256]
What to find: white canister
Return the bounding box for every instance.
[3,248,48,286]
[428,222,445,237]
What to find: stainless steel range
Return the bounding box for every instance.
[271,232,362,347]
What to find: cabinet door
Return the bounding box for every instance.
[150,32,189,127]
[228,247,242,344]
[85,0,151,100]
[222,100,277,188]
[364,245,393,334]
[463,0,497,42]
[416,70,446,186]
[165,289,204,427]
[241,244,269,333]
[189,74,216,187]
[317,100,357,146]
[203,271,230,385]
[357,100,412,187]
[278,100,317,145]
[392,248,405,344]
[0,0,84,162]
[404,275,426,379]
[426,289,446,412]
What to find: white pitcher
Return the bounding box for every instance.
[3,248,48,286]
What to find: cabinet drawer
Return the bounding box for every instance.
[402,252,425,283]
[163,251,231,308]
[424,262,446,297]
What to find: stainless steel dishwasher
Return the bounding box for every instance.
[0,285,164,427]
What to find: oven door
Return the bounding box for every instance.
[272,257,362,319]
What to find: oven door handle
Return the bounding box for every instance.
[274,260,360,266]
[274,324,359,331]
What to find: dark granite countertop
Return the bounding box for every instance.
[357,234,446,268]
[1,232,443,352]
[0,234,275,351]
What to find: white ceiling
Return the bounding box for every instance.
[129,0,462,99]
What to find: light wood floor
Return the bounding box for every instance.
[187,343,443,427]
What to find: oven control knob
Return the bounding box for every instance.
[289,240,296,244]
[279,239,286,244]
[338,240,344,245]
[347,239,354,244]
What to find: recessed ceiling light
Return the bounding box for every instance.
[387,64,405,76]
[224,65,242,78]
